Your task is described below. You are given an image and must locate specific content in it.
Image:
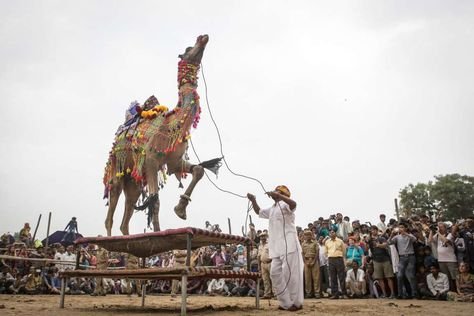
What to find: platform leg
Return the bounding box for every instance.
[59,277,66,308]
[181,274,188,316]
[141,282,146,307]
[256,277,260,309]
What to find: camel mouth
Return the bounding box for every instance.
[179,34,209,64]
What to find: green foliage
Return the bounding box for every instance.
[399,174,474,221]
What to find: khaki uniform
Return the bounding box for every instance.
[171,250,187,295]
[93,247,108,295]
[124,253,141,295]
[302,239,320,296]
[258,241,273,297]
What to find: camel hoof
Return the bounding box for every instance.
[174,198,188,220]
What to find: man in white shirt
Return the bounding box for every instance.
[377,214,388,234]
[247,185,303,311]
[426,264,449,300]
[62,245,76,271]
[429,222,458,290]
[345,261,366,298]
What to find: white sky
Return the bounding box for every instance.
[1,1,473,239]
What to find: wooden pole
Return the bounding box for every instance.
[32,214,42,242]
[227,218,232,235]
[394,198,400,221]
[59,277,66,308]
[45,212,52,249]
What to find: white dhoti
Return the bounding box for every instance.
[270,246,304,309]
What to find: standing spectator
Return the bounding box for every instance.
[318,236,329,296]
[377,214,388,234]
[426,263,450,300]
[62,245,76,271]
[247,223,257,244]
[319,220,330,238]
[451,225,466,264]
[301,230,320,298]
[211,248,226,268]
[247,185,304,311]
[325,230,347,299]
[369,226,395,298]
[345,261,366,298]
[335,213,352,241]
[429,222,458,290]
[345,236,365,269]
[388,223,418,299]
[257,231,273,299]
[91,245,108,296]
[170,249,187,297]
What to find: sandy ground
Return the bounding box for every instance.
[0,294,472,316]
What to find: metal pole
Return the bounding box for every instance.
[394,198,400,221]
[227,218,232,235]
[32,214,42,242]
[45,212,52,249]
[181,274,188,316]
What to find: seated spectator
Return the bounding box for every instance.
[447,262,474,302]
[231,278,255,297]
[22,267,43,294]
[207,278,231,296]
[345,261,366,298]
[417,265,430,298]
[43,268,61,294]
[0,267,15,294]
[19,223,32,246]
[425,263,449,300]
[345,236,365,268]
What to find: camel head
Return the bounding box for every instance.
[178,34,209,65]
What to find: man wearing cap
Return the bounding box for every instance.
[247,185,303,311]
[257,231,273,298]
[302,230,320,298]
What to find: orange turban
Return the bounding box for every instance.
[275,185,291,197]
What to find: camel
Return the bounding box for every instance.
[103,35,218,236]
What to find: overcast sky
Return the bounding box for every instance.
[1,1,473,239]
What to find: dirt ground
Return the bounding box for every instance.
[0,294,471,316]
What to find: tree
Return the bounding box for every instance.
[399,174,474,221]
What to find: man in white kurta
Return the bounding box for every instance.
[248,185,304,311]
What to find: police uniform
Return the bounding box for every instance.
[171,250,187,296]
[93,247,108,295]
[301,232,320,297]
[258,234,273,298]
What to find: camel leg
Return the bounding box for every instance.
[174,162,204,220]
[120,180,141,235]
[105,180,123,236]
[151,194,161,231]
[144,164,161,232]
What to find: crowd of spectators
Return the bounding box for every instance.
[1,214,473,303]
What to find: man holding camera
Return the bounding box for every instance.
[389,223,418,299]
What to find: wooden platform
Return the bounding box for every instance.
[59,227,260,315]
